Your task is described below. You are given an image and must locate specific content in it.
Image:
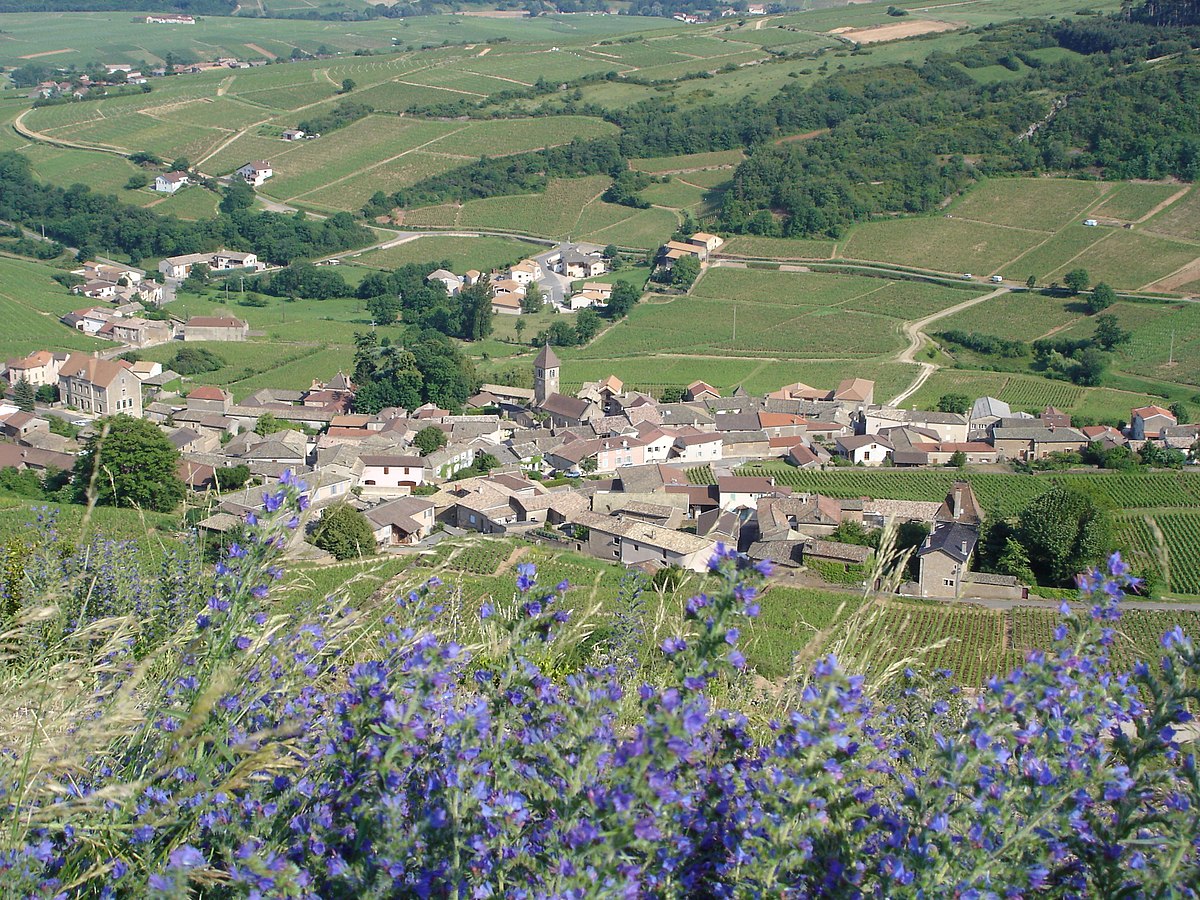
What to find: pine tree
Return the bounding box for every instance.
[13,378,35,413]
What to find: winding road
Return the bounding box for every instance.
[886,285,1011,407]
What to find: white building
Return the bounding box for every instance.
[357,454,426,497]
[236,161,273,187]
[154,171,189,194]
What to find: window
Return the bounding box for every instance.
[469,514,477,524]
[383,467,390,475]
[943,578,955,587]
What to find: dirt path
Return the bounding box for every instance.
[195,117,271,167]
[493,544,530,576]
[1145,255,1200,293]
[285,126,469,202]
[12,108,129,157]
[887,286,1010,406]
[1135,185,1191,224]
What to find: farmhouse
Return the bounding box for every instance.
[97,316,171,347]
[916,523,978,599]
[835,434,892,466]
[160,251,261,280]
[570,510,718,573]
[58,354,143,417]
[236,161,273,187]
[154,171,189,194]
[146,13,195,23]
[3,351,67,387]
[1130,405,1177,441]
[427,269,463,296]
[490,292,523,316]
[690,232,724,253]
[182,316,249,342]
[358,454,426,497]
[281,130,305,142]
[991,424,1088,461]
[364,497,436,546]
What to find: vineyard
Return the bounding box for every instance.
[731,465,1200,520]
[843,601,1020,688]
[1155,513,1200,595]
[1112,514,1168,588]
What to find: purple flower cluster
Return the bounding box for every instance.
[1,488,1199,897]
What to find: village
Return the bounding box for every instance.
[3,223,1198,602]
[4,293,1197,601]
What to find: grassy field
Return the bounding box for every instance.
[823,178,1200,292]
[0,255,112,357]
[0,12,675,69]
[350,235,548,273]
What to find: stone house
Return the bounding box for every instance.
[58,354,143,417]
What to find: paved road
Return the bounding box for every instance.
[887,286,1010,407]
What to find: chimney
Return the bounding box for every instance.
[953,485,962,519]
[961,540,969,555]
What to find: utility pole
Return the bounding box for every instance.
[1169,328,1175,365]
[732,300,737,349]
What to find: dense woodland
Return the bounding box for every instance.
[391,7,1200,238]
[0,153,370,265]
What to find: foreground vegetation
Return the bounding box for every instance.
[2,479,1200,894]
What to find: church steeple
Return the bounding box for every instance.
[533,344,560,405]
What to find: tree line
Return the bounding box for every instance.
[0,153,371,265]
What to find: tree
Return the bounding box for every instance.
[1073,347,1108,386]
[341,78,356,93]
[936,393,970,414]
[1087,282,1117,313]
[1170,401,1189,423]
[459,281,494,342]
[948,450,967,468]
[660,386,685,403]
[169,347,224,375]
[312,503,376,560]
[1063,268,1090,295]
[72,415,185,512]
[125,173,149,190]
[603,244,620,261]
[1016,487,1109,586]
[413,425,448,456]
[213,464,251,492]
[254,412,292,436]
[994,537,1037,586]
[220,181,256,214]
[521,281,543,313]
[670,255,700,290]
[35,384,58,405]
[1025,275,1037,290]
[514,318,527,342]
[575,308,602,344]
[1093,314,1131,351]
[169,157,190,172]
[606,281,640,318]
[12,378,34,412]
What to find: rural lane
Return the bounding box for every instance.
[887,285,1011,407]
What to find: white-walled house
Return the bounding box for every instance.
[836,434,893,466]
[357,454,426,496]
[236,161,273,187]
[154,172,189,194]
[671,432,723,463]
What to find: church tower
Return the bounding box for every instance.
[533,344,560,405]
